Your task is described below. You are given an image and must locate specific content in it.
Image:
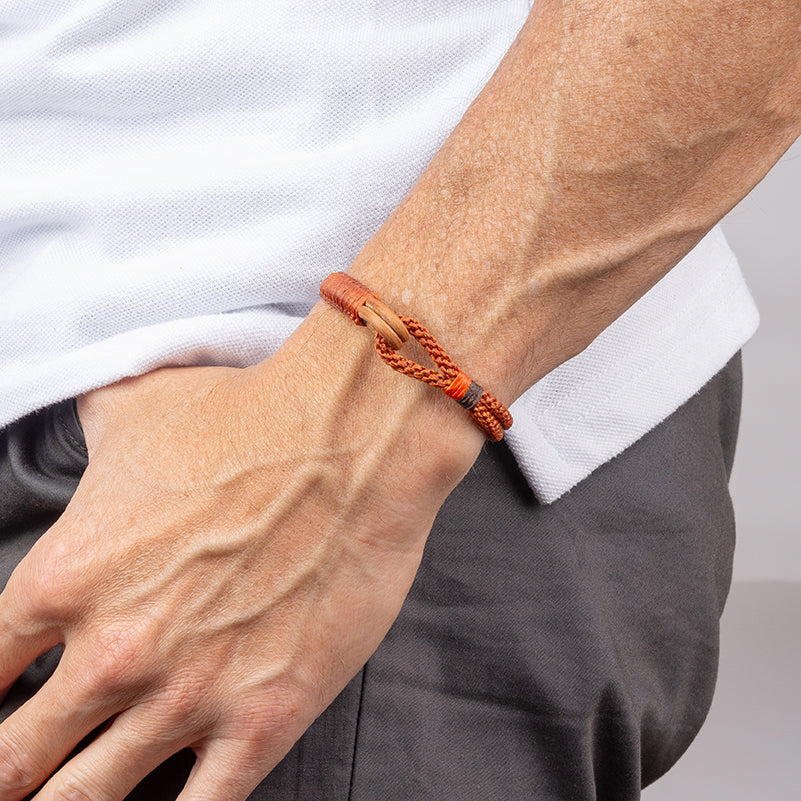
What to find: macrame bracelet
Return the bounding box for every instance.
[320,272,513,441]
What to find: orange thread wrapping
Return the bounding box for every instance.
[320,273,513,441]
[444,371,472,402]
[319,272,378,325]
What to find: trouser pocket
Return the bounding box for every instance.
[0,398,88,583]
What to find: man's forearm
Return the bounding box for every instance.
[341,0,801,403]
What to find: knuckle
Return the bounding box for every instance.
[157,676,208,727]
[23,541,85,620]
[0,738,34,793]
[0,604,18,644]
[50,774,95,801]
[77,618,160,696]
[232,687,305,747]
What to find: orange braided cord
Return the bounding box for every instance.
[320,272,378,325]
[374,316,513,442]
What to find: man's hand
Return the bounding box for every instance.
[0,306,483,800]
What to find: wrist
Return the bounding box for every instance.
[246,301,486,508]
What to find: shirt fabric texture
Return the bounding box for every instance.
[0,0,758,502]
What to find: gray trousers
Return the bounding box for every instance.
[0,355,742,800]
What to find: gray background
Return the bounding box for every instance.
[644,138,800,797]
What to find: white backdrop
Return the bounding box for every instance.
[644,137,801,800]
[725,137,801,582]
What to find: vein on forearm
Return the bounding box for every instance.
[349,0,801,401]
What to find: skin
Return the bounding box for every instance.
[0,1,800,798]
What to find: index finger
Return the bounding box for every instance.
[0,604,60,706]
[0,650,121,801]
